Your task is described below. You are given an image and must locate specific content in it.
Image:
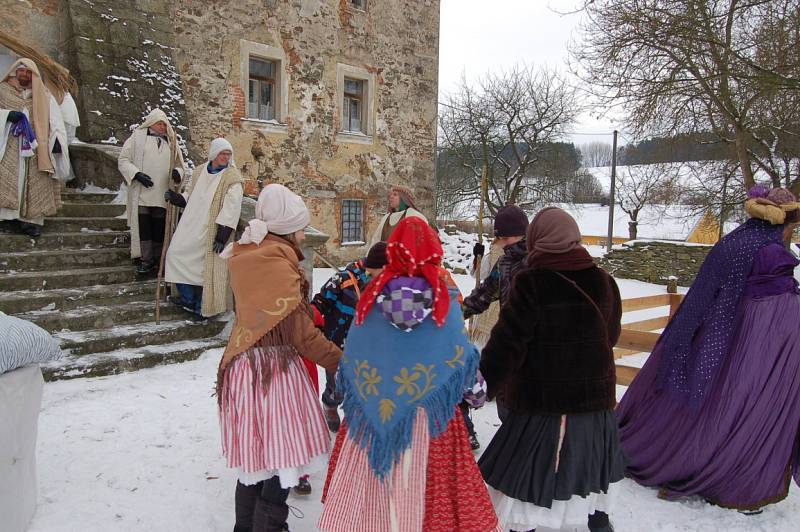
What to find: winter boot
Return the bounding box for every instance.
[137,240,155,274]
[252,477,290,532]
[233,481,261,532]
[18,221,41,238]
[324,405,341,433]
[588,510,614,532]
[293,476,312,496]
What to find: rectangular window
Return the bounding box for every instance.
[341,199,364,243]
[248,58,276,121]
[350,0,367,10]
[343,78,364,133]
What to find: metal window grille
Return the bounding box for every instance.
[248,58,276,120]
[341,199,364,243]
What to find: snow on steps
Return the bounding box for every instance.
[1,188,229,381]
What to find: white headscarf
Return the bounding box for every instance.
[208,138,235,164]
[220,184,309,258]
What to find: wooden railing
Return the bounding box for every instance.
[614,291,683,385]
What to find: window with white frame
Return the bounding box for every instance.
[248,58,276,121]
[341,199,364,243]
[343,78,365,133]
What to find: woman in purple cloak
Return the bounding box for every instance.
[617,186,800,512]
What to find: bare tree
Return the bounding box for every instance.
[679,160,747,239]
[616,163,681,240]
[580,141,614,167]
[573,0,800,192]
[438,65,582,216]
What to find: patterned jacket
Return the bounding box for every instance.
[463,239,527,319]
[311,259,370,348]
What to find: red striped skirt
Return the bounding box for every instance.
[218,346,331,488]
[318,409,500,532]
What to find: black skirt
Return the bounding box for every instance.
[478,409,626,508]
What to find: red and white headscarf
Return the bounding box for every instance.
[355,217,450,327]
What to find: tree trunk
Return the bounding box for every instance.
[734,126,755,190]
[628,220,638,240]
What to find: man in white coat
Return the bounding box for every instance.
[369,185,428,245]
[118,109,186,274]
[0,58,70,238]
[164,138,243,317]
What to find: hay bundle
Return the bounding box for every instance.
[0,29,78,102]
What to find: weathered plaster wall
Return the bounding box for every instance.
[172,0,440,261]
[0,0,63,60]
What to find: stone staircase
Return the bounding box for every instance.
[0,189,227,381]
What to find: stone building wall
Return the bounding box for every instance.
[2,0,439,264]
[171,0,440,262]
[598,240,712,286]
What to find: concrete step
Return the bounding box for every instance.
[42,337,226,381]
[15,300,185,333]
[54,318,227,356]
[60,192,118,204]
[42,217,129,233]
[0,280,155,314]
[55,203,127,218]
[0,248,131,272]
[0,265,138,291]
[0,231,129,253]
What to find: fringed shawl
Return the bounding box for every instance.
[338,285,479,478]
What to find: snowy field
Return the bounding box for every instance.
[24,270,799,532]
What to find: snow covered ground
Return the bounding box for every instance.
[25,270,800,532]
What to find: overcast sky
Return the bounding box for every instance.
[438,0,625,146]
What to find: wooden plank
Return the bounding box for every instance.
[621,294,672,312]
[616,329,660,352]
[616,364,640,386]
[623,316,669,332]
[613,347,640,359]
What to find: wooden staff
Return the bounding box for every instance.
[469,161,488,337]
[155,171,183,324]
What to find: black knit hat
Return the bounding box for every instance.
[494,205,529,237]
[364,241,388,269]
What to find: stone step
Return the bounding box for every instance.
[42,337,226,381]
[0,281,155,314]
[54,318,227,357]
[42,217,129,233]
[0,231,129,253]
[0,248,131,272]
[15,300,185,333]
[60,192,118,204]
[0,265,138,292]
[55,203,127,218]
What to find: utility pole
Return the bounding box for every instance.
[606,130,618,253]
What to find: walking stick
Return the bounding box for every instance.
[469,162,488,338]
[155,173,183,324]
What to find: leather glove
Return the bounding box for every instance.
[134,172,154,188]
[473,243,485,258]
[212,224,234,254]
[164,189,186,208]
[52,139,62,154]
[172,168,182,184]
[6,111,24,124]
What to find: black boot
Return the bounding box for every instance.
[233,481,261,532]
[18,221,41,238]
[588,510,614,532]
[252,477,290,532]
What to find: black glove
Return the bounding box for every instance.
[164,189,186,208]
[52,139,62,154]
[212,225,234,254]
[473,243,485,258]
[171,168,182,184]
[6,111,24,124]
[134,172,154,188]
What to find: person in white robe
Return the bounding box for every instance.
[164,138,243,317]
[369,185,428,245]
[0,58,70,238]
[118,108,186,273]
